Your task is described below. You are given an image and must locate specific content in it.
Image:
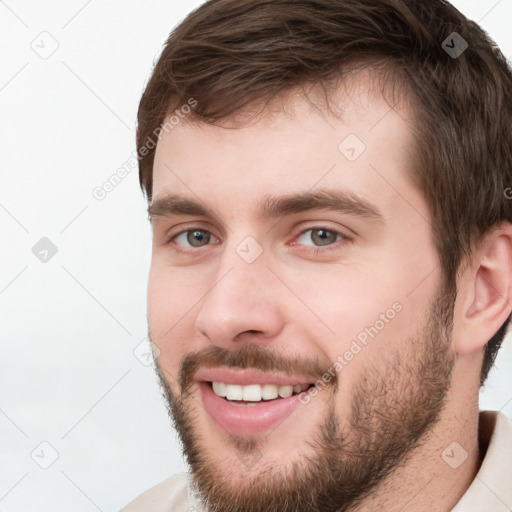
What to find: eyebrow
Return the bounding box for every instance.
[148,189,384,224]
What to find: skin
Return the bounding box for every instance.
[146,72,512,511]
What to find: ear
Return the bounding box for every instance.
[452,223,512,356]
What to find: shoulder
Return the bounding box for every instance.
[120,473,193,512]
[451,410,512,511]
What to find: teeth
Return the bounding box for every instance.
[243,384,262,401]
[278,385,293,398]
[211,382,309,402]
[212,382,226,397]
[225,384,243,400]
[261,384,278,400]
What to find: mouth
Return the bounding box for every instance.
[195,368,317,436]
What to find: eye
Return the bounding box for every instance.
[294,227,347,249]
[166,225,349,254]
[171,229,219,249]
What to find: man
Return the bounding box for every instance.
[122,0,512,510]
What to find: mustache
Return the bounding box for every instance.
[178,343,335,394]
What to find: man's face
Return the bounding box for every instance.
[147,77,455,511]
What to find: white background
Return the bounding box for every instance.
[1,1,511,510]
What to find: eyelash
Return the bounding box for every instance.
[165,226,351,254]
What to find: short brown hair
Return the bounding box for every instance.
[137,0,512,384]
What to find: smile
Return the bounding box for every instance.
[194,368,317,435]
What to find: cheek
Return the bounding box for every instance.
[148,258,205,323]
[287,257,433,367]
[147,264,199,364]
[285,263,396,333]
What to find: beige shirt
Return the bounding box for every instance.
[120,410,512,512]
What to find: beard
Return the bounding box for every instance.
[152,286,456,512]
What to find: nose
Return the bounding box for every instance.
[194,248,286,348]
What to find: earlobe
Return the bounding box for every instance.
[453,226,512,356]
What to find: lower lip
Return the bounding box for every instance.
[199,382,303,436]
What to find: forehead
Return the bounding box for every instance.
[151,73,426,225]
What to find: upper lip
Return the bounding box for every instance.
[194,367,317,387]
